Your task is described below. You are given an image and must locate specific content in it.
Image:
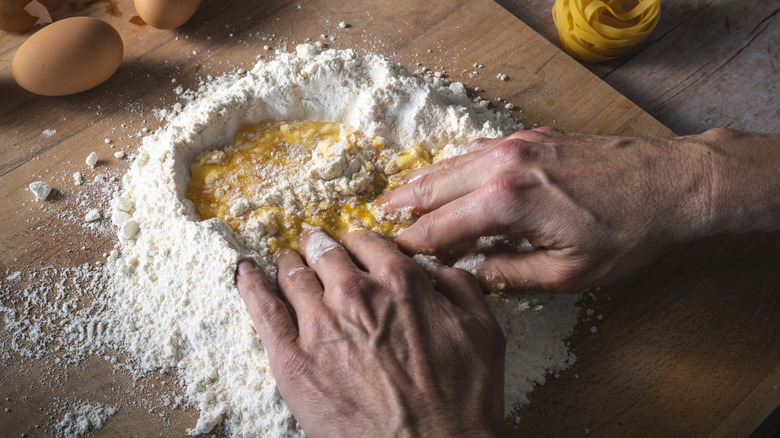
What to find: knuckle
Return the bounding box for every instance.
[408,172,438,206]
[255,298,290,327]
[483,173,527,223]
[381,262,420,293]
[469,137,493,150]
[334,274,372,303]
[302,306,336,335]
[278,343,310,377]
[489,138,544,166]
[282,265,313,286]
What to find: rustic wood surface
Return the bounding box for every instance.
[0,0,778,437]
[496,0,780,136]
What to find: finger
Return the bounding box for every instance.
[276,249,325,322]
[461,136,506,153]
[377,152,483,213]
[393,178,519,254]
[433,266,492,317]
[476,251,581,293]
[396,137,501,183]
[299,228,363,290]
[376,136,507,213]
[235,259,299,357]
[340,228,410,274]
[400,144,483,181]
[512,126,615,147]
[377,151,498,216]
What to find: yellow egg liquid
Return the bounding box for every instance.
[186,121,433,251]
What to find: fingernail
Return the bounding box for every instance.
[237,259,257,277]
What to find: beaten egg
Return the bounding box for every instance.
[12,16,123,96]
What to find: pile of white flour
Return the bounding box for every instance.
[107,44,580,436]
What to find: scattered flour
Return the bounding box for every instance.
[84,209,101,222]
[29,181,52,200]
[85,152,98,169]
[56,402,118,438]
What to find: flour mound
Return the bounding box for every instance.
[108,45,578,436]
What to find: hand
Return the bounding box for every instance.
[379,127,780,293]
[235,229,505,437]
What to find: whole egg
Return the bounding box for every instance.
[134,0,202,29]
[12,16,123,96]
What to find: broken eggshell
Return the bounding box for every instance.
[0,0,36,32]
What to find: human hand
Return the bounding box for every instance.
[235,229,505,437]
[379,127,780,293]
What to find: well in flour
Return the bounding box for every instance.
[105,44,581,437]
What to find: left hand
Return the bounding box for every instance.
[235,228,505,437]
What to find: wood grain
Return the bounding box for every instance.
[0,1,778,437]
[495,0,780,136]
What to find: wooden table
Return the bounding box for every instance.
[497,0,780,136]
[0,0,778,437]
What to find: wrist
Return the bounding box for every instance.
[409,407,499,438]
[688,128,780,238]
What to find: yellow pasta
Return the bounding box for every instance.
[552,0,661,63]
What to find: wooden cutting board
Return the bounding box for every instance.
[1,0,778,437]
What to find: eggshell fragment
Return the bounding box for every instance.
[12,17,123,96]
[0,0,36,32]
[134,0,201,30]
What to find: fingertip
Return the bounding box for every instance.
[273,247,298,264]
[340,225,378,244]
[374,189,410,215]
[392,228,426,255]
[373,192,391,208]
[235,259,271,297]
[237,259,258,278]
[235,259,261,290]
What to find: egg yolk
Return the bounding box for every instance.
[186,121,433,251]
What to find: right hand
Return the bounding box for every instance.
[379,127,780,293]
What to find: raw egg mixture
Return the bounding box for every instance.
[187,121,434,251]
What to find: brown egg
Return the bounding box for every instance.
[12,17,123,96]
[0,0,36,32]
[134,0,201,30]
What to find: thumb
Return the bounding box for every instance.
[235,259,299,357]
[476,251,584,293]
